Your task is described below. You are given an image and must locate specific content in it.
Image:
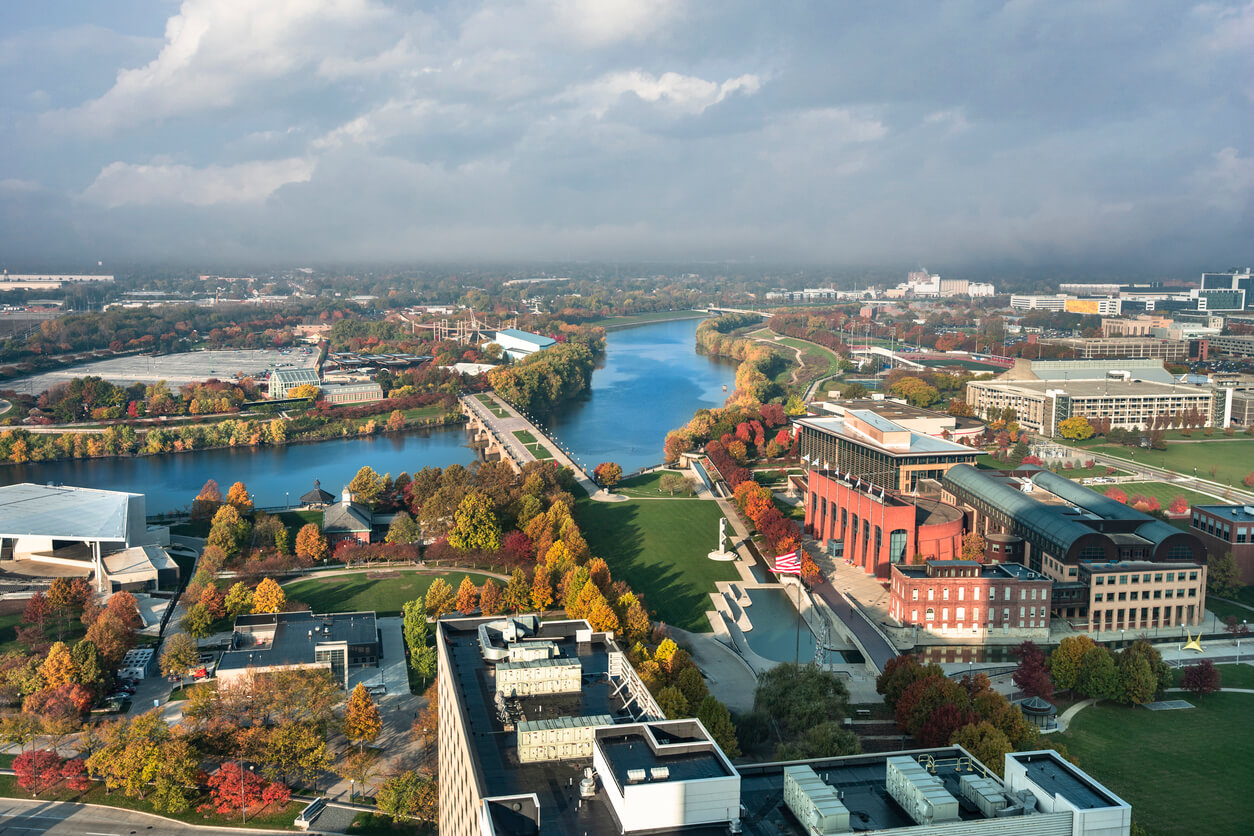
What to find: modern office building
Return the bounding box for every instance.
[1037,336,1191,362]
[438,615,1133,836]
[889,560,1053,638]
[796,409,980,494]
[940,465,1207,632]
[1200,268,1253,309]
[811,398,985,443]
[1010,294,1068,311]
[964,359,1218,436]
[1203,334,1254,357]
[216,610,379,688]
[1191,504,1254,584]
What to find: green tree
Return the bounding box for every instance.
[1057,415,1095,441]
[343,684,383,752]
[1075,646,1119,701]
[179,603,214,639]
[1049,635,1096,692]
[424,579,456,619]
[402,596,430,659]
[659,473,694,496]
[755,663,851,738]
[950,721,1014,777]
[503,569,532,613]
[377,770,438,823]
[70,640,107,698]
[207,504,250,558]
[159,633,199,679]
[447,492,502,552]
[1207,552,1242,599]
[260,722,331,787]
[386,511,422,545]
[1118,653,1157,705]
[224,581,254,617]
[773,721,861,760]
[696,696,741,758]
[348,466,386,507]
[657,686,690,719]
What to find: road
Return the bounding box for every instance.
[0,799,292,835]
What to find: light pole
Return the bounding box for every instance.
[240,762,253,823]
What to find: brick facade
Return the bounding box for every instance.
[890,561,1052,638]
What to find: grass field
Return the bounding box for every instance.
[1114,482,1228,508]
[1078,438,1254,486]
[576,495,736,632]
[475,393,509,417]
[512,430,553,460]
[282,570,497,615]
[1206,597,1254,623]
[1170,663,1254,690]
[0,606,86,654]
[1054,692,1254,836]
[613,471,697,498]
[774,337,844,379]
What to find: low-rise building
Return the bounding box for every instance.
[488,328,556,360]
[318,380,384,404]
[268,367,320,398]
[1191,504,1254,584]
[1038,336,1191,362]
[890,560,1052,638]
[810,397,985,443]
[321,487,377,546]
[1010,294,1068,311]
[217,610,379,688]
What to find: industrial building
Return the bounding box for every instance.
[437,616,1133,836]
[964,359,1219,437]
[216,610,380,689]
[488,328,556,360]
[0,483,174,592]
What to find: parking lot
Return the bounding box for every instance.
[3,348,318,395]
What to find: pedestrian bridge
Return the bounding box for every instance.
[459,393,599,496]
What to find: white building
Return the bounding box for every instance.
[489,328,557,360]
[1011,294,1069,311]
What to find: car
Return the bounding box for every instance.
[365,684,387,697]
[107,692,131,702]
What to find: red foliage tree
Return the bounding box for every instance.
[261,781,292,807]
[917,703,978,747]
[1104,487,1128,504]
[501,530,535,562]
[1011,641,1054,701]
[60,758,93,791]
[14,749,64,796]
[207,762,266,814]
[24,682,93,721]
[1180,660,1221,697]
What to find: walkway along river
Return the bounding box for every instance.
[1,318,736,513]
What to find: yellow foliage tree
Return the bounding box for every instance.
[251,578,286,614]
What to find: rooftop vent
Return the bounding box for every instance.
[626,769,646,784]
[650,766,670,781]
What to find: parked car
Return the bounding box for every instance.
[366,684,387,697]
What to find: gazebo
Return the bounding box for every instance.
[1018,695,1058,730]
[299,479,335,508]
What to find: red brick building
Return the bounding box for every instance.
[890,560,1053,639]
[1191,504,1254,584]
[321,487,375,547]
[805,472,964,579]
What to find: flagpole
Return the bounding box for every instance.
[794,573,801,667]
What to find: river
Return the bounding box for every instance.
[2,318,734,513]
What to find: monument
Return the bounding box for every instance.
[708,517,736,561]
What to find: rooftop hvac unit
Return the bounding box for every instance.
[650,767,670,781]
[626,769,646,784]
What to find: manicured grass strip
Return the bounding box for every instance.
[513,429,539,445]
[1171,663,1254,690]
[575,495,736,632]
[1114,482,1230,508]
[1053,693,1254,836]
[1077,439,1254,487]
[1207,597,1254,623]
[282,570,496,615]
[613,471,697,498]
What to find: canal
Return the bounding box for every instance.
[2,318,735,512]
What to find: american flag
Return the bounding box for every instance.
[772,551,801,574]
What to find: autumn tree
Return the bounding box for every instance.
[192,478,223,520]
[1180,660,1221,697]
[386,511,421,545]
[295,523,329,564]
[455,577,480,614]
[960,530,987,563]
[1012,641,1054,701]
[258,722,331,787]
[1057,416,1094,440]
[86,710,200,812]
[503,569,531,612]
[106,591,144,631]
[531,564,553,612]
[85,611,135,667]
[207,761,266,815]
[424,579,456,619]
[225,581,254,617]
[950,722,1014,777]
[39,642,77,689]
[208,503,251,558]
[20,592,50,647]
[344,684,383,752]
[14,749,63,796]
[180,602,214,639]
[1048,635,1096,692]
[348,466,386,507]
[447,491,502,552]
[377,769,438,824]
[593,461,623,489]
[479,579,502,615]
[251,578,286,614]
[226,481,254,514]
[160,633,200,679]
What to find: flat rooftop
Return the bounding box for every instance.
[219,611,377,672]
[0,483,138,541]
[1196,505,1254,523]
[969,378,1206,397]
[1009,752,1122,810]
[797,416,976,457]
[895,561,1049,581]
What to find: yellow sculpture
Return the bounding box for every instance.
[1181,630,1204,653]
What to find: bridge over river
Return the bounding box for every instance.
[459,393,600,496]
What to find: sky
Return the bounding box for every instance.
[0,1,1251,274]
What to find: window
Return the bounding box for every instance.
[942,608,949,621]
[928,588,934,601]
[911,588,918,601]
[1095,593,1103,602]
[1020,589,1027,601]
[912,609,918,621]
[1119,575,1128,585]
[926,607,935,620]
[943,587,950,601]
[958,587,965,601]
[957,607,965,621]
[1166,572,1175,582]
[1154,573,1163,583]
[1130,574,1140,583]
[1189,571,1198,581]
[972,608,980,623]
[1004,588,1011,601]
[974,587,981,601]
[1095,575,1105,585]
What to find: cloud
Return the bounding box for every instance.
[43,0,389,133]
[565,70,761,117]
[546,0,684,46]
[81,158,315,207]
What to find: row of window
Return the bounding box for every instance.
[907,585,1047,603]
[1192,513,1249,543]
[914,605,1048,624]
[1092,571,1198,585]
[1094,587,1196,602]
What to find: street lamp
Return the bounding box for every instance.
[241,762,254,823]
[1120,628,1125,648]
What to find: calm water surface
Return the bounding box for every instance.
[2,318,734,512]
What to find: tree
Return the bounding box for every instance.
[85,611,135,667]
[1057,416,1094,440]
[344,684,383,752]
[377,770,438,823]
[402,597,430,658]
[1012,641,1054,701]
[70,640,107,697]
[1118,640,1171,703]
[447,492,502,552]
[160,633,199,679]
[424,579,456,619]
[1207,552,1242,599]
[1049,635,1096,692]
[960,530,986,563]
[39,641,76,689]
[696,695,740,758]
[22,592,50,641]
[335,750,382,802]
[755,664,851,739]
[259,722,331,787]
[1180,660,1221,697]
[503,569,532,613]
[199,585,226,620]
[659,473,694,496]
[455,577,480,614]
[208,503,250,558]
[386,511,421,545]
[295,524,329,564]
[14,749,63,796]
[207,761,266,815]
[1168,495,1188,515]
[877,655,946,709]
[192,478,223,520]
[349,466,386,507]
[180,602,214,639]
[288,383,320,400]
[950,722,1014,777]
[1075,646,1119,701]
[593,462,623,489]
[225,581,254,617]
[1224,615,1251,642]
[251,578,286,614]
[226,481,254,513]
[105,591,144,632]
[479,579,502,615]
[531,564,553,612]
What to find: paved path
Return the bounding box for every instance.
[0,799,291,835]
[1055,698,1098,732]
[671,627,759,714]
[809,578,899,673]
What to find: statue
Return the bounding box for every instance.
[708,517,735,561]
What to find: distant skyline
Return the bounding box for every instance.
[1,1,1251,272]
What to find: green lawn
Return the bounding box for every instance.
[575,495,736,632]
[277,509,324,529]
[774,337,844,380]
[0,612,86,654]
[282,570,496,615]
[1114,482,1228,508]
[475,393,509,417]
[1079,439,1254,486]
[1053,693,1254,836]
[1171,663,1254,690]
[612,471,697,498]
[348,811,430,834]
[1206,597,1254,623]
[512,429,539,445]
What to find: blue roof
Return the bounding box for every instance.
[495,328,556,347]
